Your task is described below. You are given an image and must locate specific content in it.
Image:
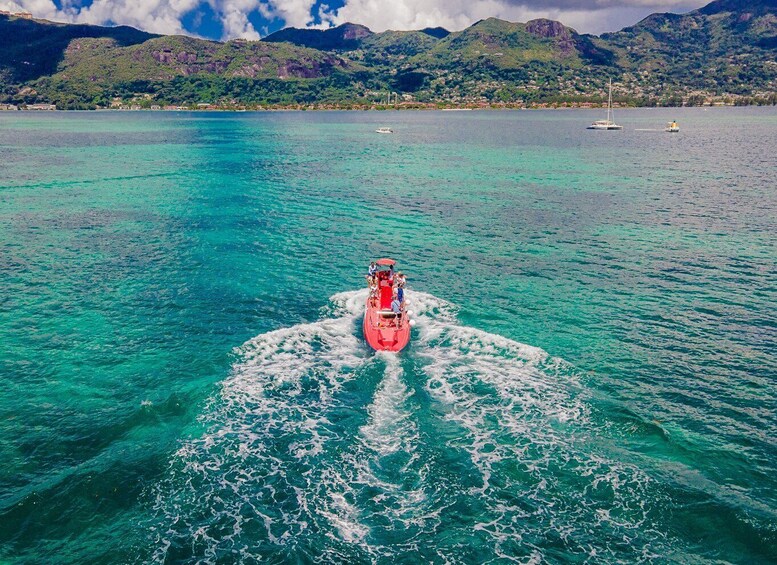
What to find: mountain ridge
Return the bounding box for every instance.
[1,0,775,109]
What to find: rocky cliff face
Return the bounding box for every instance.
[525,18,575,56]
[525,18,571,39]
[338,23,372,41]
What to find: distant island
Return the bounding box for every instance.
[1,0,776,110]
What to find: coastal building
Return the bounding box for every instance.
[0,103,18,111]
[25,103,56,110]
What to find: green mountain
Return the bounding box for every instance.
[0,14,363,108]
[1,0,775,109]
[0,15,155,83]
[602,0,777,99]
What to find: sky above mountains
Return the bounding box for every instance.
[0,0,709,39]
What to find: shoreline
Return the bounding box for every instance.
[1,103,772,113]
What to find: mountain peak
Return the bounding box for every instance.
[332,22,372,39]
[525,18,574,39]
[421,26,450,39]
[263,22,372,50]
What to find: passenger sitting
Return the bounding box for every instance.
[368,261,377,277]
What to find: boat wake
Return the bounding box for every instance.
[148,289,671,563]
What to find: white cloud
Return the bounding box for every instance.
[327,0,547,32]
[0,0,67,20]
[0,0,711,38]
[75,0,200,35]
[324,0,709,34]
[0,0,321,39]
[261,0,317,27]
[209,0,322,40]
[0,0,200,34]
[211,0,262,39]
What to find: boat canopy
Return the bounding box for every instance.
[376,258,395,266]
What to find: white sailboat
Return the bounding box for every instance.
[588,79,623,130]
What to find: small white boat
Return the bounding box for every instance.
[588,120,623,130]
[375,127,393,134]
[588,79,622,130]
[665,121,680,132]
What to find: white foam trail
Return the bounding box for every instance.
[356,354,426,519]
[417,314,667,559]
[359,353,418,456]
[149,287,666,562]
[150,290,370,562]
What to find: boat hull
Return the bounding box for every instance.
[363,299,410,352]
[588,122,622,130]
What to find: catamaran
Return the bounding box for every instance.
[363,258,411,352]
[588,79,623,130]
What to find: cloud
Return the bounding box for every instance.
[76,0,201,34]
[0,0,200,34]
[210,0,322,39]
[261,0,318,27]
[0,0,324,39]
[324,0,709,34]
[0,0,710,39]
[504,0,703,8]
[0,0,65,20]
[212,0,262,39]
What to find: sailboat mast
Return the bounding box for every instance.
[607,79,612,123]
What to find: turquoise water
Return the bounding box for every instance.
[1,108,775,563]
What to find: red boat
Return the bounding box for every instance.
[363,258,411,352]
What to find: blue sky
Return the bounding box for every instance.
[0,0,710,40]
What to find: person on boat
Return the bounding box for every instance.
[395,272,406,304]
[368,261,377,277]
[391,293,402,327]
[368,278,378,306]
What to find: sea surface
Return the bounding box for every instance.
[0,108,775,564]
